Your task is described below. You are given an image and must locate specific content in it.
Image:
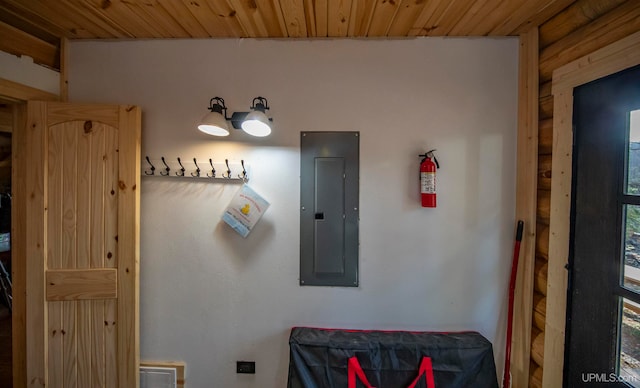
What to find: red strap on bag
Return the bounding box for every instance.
[348,356,376,388]
[347,356,435,388]
[407,357,435,388]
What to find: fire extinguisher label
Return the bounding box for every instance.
[421,172,436,194]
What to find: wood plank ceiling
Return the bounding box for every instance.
[1,0,575,42]
[0,0,584,69]
[1,0,587,72]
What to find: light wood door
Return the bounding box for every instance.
[22,101,140,387]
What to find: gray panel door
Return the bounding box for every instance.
[300,132,359,286]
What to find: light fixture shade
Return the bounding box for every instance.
[198,111,230,136]
[241,110,271,137]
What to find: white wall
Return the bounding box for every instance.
[0,50,59,95]
[69,37,519,387]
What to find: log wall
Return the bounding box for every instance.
[530,1,640,386]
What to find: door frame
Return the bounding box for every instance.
[0,77,58,387]
[544,31,640,387]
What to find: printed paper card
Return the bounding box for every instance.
[222,184,270,237]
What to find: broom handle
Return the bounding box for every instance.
[503,220,524,388]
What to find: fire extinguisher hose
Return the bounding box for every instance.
[502,220,524,388]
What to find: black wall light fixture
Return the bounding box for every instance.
[198,96,272,137]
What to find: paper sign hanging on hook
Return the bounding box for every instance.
[222,184,270,237]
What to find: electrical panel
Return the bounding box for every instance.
[300,132,359,287]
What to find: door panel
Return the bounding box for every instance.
[24,101,140,387]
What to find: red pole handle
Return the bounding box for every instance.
[503,220,524,388]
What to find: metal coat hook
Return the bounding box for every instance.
[191,158,201,177]
[238,160,248,181]
[207,158,216,178]
[176,157,186,177]
[223,159,232,179]
[160,157,171,176]
[144,156,156,175]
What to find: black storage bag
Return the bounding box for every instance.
[287,327,499,388]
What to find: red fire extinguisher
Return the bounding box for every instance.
[419,150,439,208]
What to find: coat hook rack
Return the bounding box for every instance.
[143,156,249,182]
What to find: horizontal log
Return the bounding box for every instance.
[530,363,543,388]
[537,189,551,224]
[539,118,553,155]
[539,94,553,121]
[531,327,545,367]
[539,81,552,100]
[536,223,549,259]
[533,291,547,331]
[535,258,548,296]
[533,291,546,317]
[489,0,570,35]
[539,1,640,82]
[538,154,552,190]
[534,308,546,332]
[539,0,627,49]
